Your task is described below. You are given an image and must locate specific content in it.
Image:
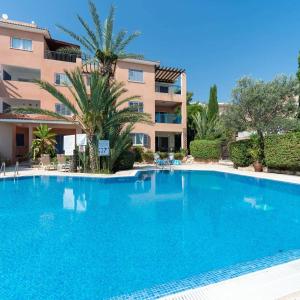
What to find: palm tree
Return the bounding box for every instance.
[57,0,142,78]
[31,125,57,160]
[14,68,151,173]
[192,107,221,140]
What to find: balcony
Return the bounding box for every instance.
[44,50,79,63]
[155,83,181,95]
[155,112,181,124]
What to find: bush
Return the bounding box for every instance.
[158,152,168,159]
[190,139,221,160]
[265,132,300,171]
[174,152,185,160]
[115,150,135,171]
[229,140,253,168]
[132,146,144,162]
[142,150,154,163]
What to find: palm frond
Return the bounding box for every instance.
[115,31,141,53]
[104,5,115,51]
[56,24,94,53]
[88,0,103,47]
[35,80,79,115]
[64,68,89,113]
[112,30,127,52]
[77,14,100,49]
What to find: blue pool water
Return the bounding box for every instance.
[0,171,300,299]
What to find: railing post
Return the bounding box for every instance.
[0,162,5,176]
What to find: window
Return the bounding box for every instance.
[129,101,143,113]
[16,134,25,147]
[54,73,71,86]
[131,133,149,146]
[55,103,72,116]
[11,37,32,51]
[128,69,143,82]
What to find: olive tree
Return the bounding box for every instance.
[224,75,299,160]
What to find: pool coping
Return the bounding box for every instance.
[1,164,300,186]
[1,164,300,299]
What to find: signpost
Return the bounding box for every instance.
[98,140,110,156]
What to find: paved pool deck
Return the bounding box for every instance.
[1,163,300,300]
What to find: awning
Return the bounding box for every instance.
[155,66,185,83]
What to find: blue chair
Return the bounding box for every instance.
[154,153,167,167]
[168,153,181,166]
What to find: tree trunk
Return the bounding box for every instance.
[87,135,98,173]
[257,130,265,162]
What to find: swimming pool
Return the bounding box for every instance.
[0,170,300,299]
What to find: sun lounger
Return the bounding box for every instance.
[39,154,57,170]
[57,154,70,171]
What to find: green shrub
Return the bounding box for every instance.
[190,139,221,160]
[115,150,135,171]
[265,132,300,171]
[158,152,168,159]
[174,152,185,160]
[132,146,144,162]
[142,150,154,163]
[229,140,253,168]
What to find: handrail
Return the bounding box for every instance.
[0,162,5,176]
[44,50,78,63]
[155,83,181,95]
[155,112,182,124]
[14,161,19,178]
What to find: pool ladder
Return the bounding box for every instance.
[14,161,19,178]
[0,162,5,176]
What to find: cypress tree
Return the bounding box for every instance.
[207,84,219,121]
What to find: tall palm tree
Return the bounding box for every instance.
[14,68,151,173]
[57,0,142,78]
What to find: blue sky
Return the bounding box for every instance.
[2,0,300,102]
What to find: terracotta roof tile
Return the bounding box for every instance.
[0,113,74,122]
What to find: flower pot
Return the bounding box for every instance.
[253,161,263,172]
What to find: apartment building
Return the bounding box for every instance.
[0,16,187,163]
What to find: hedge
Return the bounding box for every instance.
[190,140,221,160]
[265,132,300,171]
[229,140,253,168]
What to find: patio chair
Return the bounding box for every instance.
[168,152,181,166]
[154,153,167,167]
[57,154,70,172]
[168,153,174,164]
[39,154,56,170]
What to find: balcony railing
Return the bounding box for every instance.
[155,83,181,95]
[44,50,79,63]
[155,112,181,124]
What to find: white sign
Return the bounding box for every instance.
[98,140,110,156]
[76,134,87,146]
[63,135,75,156]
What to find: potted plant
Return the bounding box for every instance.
[248,137,263,172]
